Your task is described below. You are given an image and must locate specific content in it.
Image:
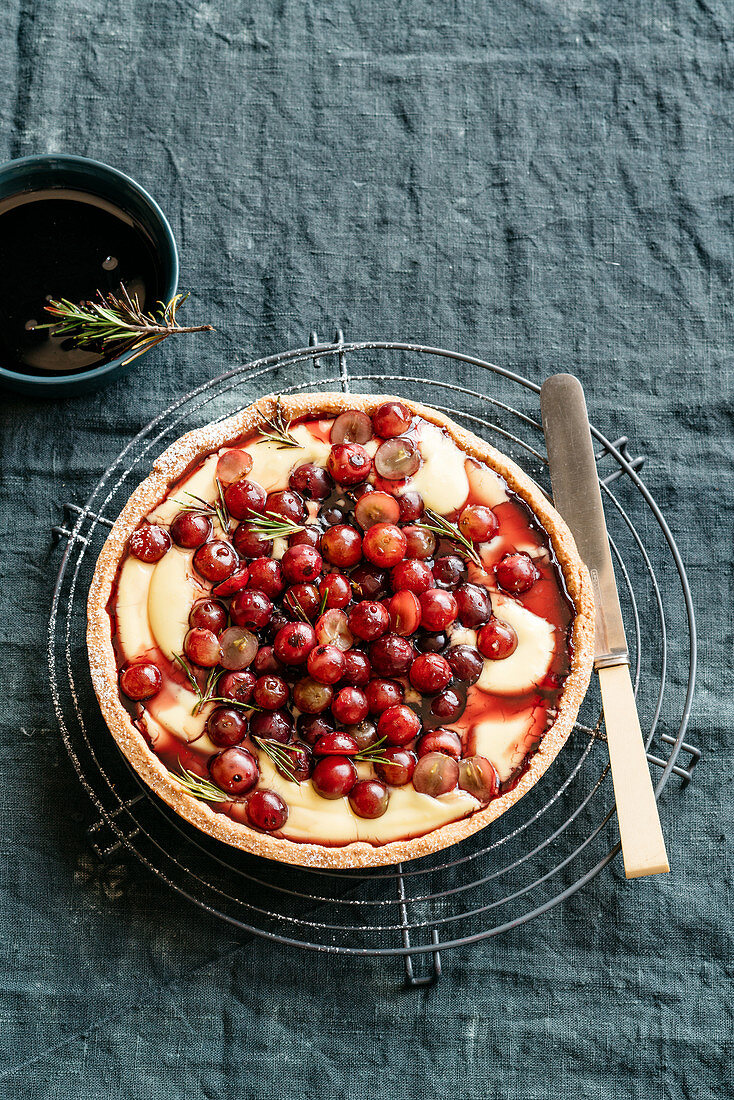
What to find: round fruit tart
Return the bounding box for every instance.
[87,393,594,868]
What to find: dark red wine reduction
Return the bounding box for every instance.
[0,188,163,375]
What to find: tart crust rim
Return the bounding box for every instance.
[87,392,595,869]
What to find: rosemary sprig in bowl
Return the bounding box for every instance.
[42,284,213,365]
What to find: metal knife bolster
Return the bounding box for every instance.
[539,374,630,671]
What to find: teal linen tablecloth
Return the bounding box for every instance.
[0,2,731,1096]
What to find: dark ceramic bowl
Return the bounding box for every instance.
[0,154,178,397]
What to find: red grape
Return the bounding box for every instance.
[330,410,373,444]
[218,670,255,704]
[193,540,238,582]
[119,661,161,700]
[342,651,371,686]
[208,747,259,795]
[207,707,248,747]
[390,559,434,594]
[455,585,492,629]
[458,756,499,801]
[170,512,212,549]
[283,583,321,621]
[189,597,227,633]
[419,589,458,631]
[247,789,288,830]
[495,553,540,593]
[230,589,273,630]
[374,438,420,479]
[327,443,372,485]
[350,563,388,601]
[281,545,323,584]
[318,573,351,609]
[246,558,285,600]
[412,752,459,797]
[273,622,317,665]
[387,591,421,636]
[362,523,407,568]
[129,524,171,563]
[354,491,400,530]
[365,678,404,714]
[459,504,498,542]
[332,686,369,725]
[219,627,258,670]
[216,448,253,485]
[184,627,221,667]
[409,653,452,693]
[253,674,289,710]
[416,728,462,759]
[374,747,416,786]
[432,555,467,589]
[397,490,424,522]
[446,644,483,684]
[403,525,436,559]
[307,643,347,685]
[265,489,307,523]
[311,756,358,799]
[477,618,518,660]
[315,608,354,651]
[289,462,334,500]
[378,704,421,746]
[348,779,389,819]
[348,600,390,642]
[313,731,359,756]
[292,676,334,714]
[372,401,412,437]
[369,633,415,677]
[224,478,267,519]
[211,566,251,598]
[233,523,272,559]
[320,524,362,567]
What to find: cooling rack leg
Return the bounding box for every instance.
[397,866,442,987]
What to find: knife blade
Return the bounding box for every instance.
[540,373,669,878]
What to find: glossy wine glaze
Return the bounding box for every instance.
[108,409,576,847]
[0,189,162,375]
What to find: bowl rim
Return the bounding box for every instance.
[0,152,179,389]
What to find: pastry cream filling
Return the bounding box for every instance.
[115,415,569,845]
[257,758,479,844]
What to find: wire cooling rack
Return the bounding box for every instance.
[49,336,700,985]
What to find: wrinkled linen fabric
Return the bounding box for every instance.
[0,1,731,1097]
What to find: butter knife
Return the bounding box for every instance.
[540,373,669,879]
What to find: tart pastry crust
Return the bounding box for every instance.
[87,393,595,868]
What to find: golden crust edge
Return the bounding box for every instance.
[87,392,595,870]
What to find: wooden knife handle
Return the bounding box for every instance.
[598,663,670,878]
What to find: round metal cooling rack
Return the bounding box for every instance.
[49,336,700,985]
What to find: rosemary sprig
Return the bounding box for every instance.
[174,766,233,804]
[173,476,230,532]
[254,737,302,785]
[354,735,398,767]
[256,397,303,450]
[41,284,213,365]
[172,655,260,716]
[417,508,482,566]
[245,509,306,540]
[284,591,310,623]
[317,585,330,618]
